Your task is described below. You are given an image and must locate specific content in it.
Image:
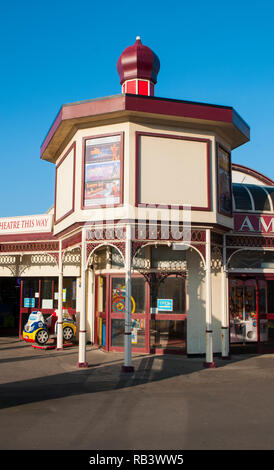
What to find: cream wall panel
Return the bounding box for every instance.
[186,248,206,354]
[55,147,74,222]
[139,135,208,208]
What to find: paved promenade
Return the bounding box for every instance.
[1,337,274,450]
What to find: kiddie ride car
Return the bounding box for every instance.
[22,310,76,346]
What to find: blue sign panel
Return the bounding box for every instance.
[157,299,173,312]
[24,298,35,308]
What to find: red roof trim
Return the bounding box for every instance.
[40,94,250,159]
[232,163,274,186]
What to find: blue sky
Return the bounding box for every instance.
[0,0,273,217]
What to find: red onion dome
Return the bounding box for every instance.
[117,36,160,85]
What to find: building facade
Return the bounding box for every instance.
[1,38,273,367]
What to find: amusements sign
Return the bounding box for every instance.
[0,214,53,235]
[217,146,232,216]
[234,214,274,234]
[84,134,122,207]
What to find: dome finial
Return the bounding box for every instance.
[117,38,160,96]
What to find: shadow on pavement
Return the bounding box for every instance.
[0,345,255,411]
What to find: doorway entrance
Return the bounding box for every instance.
[229,276,274,353]
[0,277,21,336]
[94,273,187,354]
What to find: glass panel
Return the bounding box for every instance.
[23,279,39,309]
[150,276,186,314]
[97,317,106,347]
[267,280,274,312]
[41,278,54,309]
[62,278,76,310]
[111,277,145,313]
[244,280,257,321]
[259,319,274,350]
[265,187,274,209]
[111,319,145,348]
[229,250,274,269]
[230,279,257,343]
[258,280,266,315]
[150,320,186,349]
[94,247,108,270]
[232,184,252,210]
[245,185,270,211]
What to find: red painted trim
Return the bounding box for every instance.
[203,362,216,368]
[40,94,249,160]
[81,132,124,210]
[54,141,76,225]
[135,131,211,211]
[96,271,187,355]
[0,232,55,242]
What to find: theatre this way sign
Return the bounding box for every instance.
[0,214,53,235]
[234,214,274,234]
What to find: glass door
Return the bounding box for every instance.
[110,275,147,352]
[149,275,187,353]
[95,275,108,349]
[229,278,258,348]
[259,280,274,353]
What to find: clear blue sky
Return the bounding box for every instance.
[0,0,273,217]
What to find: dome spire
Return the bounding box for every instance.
[117,37,160,96]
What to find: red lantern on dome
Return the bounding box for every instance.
[117,36,160,96]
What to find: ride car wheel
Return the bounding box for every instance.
[35,329,49,345]
[63,326,74,341]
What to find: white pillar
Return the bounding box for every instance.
[221,234,230,359]
[77,227,88,368]
[57,240,63,350]
[122,224,134,373]
[204,228,216,368]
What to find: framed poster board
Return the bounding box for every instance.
[217,144,232,216]
[83,133,123,207]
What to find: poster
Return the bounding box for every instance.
[218,146,232,216]
[84,134,121,206]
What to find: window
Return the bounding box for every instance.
[111,277,145,313]
[229,250,274,270]
[150,276,186,314]
[232,184,252,211]
[246,185,270,211]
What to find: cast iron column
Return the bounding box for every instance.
[78,227,88,368]
[57,239,63,350]
[121,224,134,373]
[204,228,216,368]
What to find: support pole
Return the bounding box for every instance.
[57,239,63,350]
[203,228,216,368]
[221,234,230,359]
[77,227,88,368]
[121,224,134,373]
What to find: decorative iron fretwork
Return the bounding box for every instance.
[211,246,223,272]
[139,271,187,288]
[0,241,58,253]
[63,247,81,265]
[227,235,274,248]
